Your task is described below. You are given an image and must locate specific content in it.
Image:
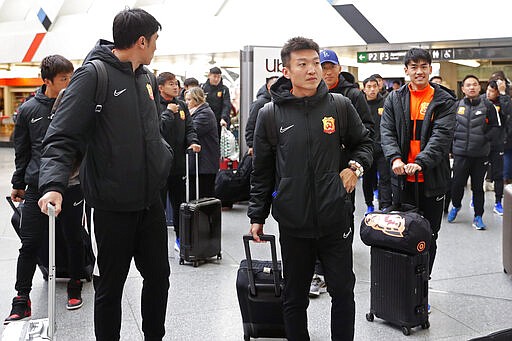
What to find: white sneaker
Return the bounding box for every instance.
[308,275,327,298]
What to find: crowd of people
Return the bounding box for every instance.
[3,6,511,341]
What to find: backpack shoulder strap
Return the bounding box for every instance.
[330,93,347,142]
[88,59,108,113]
[262,101,278,148]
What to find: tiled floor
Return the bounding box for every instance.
[0,147,511,340]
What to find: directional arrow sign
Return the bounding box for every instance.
[357,52,368,63]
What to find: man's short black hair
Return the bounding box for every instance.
[184,77,199,87]
[281,36,319,68]
[404,48,432,66]
[157,72,176,86]
[40,54,74,82]
[488,79,498,90]
[209,67,222,75]
[462,74,479,85]
[113,8,161,50]
[363,76,378,87]
[430,76,442,82]
[371,74,383,80]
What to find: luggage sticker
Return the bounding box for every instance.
[322,116,335,134]
[364,213,405,237]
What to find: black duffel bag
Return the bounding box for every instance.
[360,207,431,255]
[360,175,432,255]
[215,153,252,203]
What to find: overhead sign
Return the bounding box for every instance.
[357,46,512,63]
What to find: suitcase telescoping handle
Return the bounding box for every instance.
[185,150,200,202]
[243,234,281,297]
[47,203,56,340]
[6,196,21,218]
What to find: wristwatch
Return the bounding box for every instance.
[348,160,364,178]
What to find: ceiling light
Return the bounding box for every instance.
[451,60,480,68]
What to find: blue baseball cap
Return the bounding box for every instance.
[319,49,339,65]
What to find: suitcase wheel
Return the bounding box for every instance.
[401,326,411,336]
[193,261,199,268]
[179,258,184,265]
[421,321,430,329]
[365,313,374,322]
[217,253,222,260]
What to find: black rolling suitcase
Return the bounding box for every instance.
[366,247,430,335]
[179,152,222,267]
[236,234,286,340]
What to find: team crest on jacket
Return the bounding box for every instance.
[457,106,465,115]
[180,110,185,120]
[378,107,384,116]
[146,83,154,100]
[322,116,335,134]
[217,91,222,98]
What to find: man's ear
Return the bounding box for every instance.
[138,36,145,47]
[283,67,291,80]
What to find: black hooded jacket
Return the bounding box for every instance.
[248,77,373,238]
[485,93,510,151]
[366,93,385,154]
[245,84,271,148]
[202,79,231,126]
[39,39,173,211]
[381,83,457,197]
[330,73,374,138]
[159,96,198,175]
[12,85,54,189]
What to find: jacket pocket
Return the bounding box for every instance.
[316,172,349,228]
[271,176,313,229]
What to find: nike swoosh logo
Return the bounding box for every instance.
[279,125,294,133]
[435,195,444,202]
[474,110,483,116]
[73,199,84,207]
[343,227,352,239]
[30,117,43,124]
[113,89,127,97]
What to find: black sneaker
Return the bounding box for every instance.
[4,295,31,324]
[67,279,83,310]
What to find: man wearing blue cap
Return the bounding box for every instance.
[309,49,375,297]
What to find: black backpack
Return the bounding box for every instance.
[50,59,108,117]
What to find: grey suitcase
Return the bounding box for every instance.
[503,184,512,274]
[2,204,57,340]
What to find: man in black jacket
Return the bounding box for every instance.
[244,76,278,155]
[362,76,392,213]
[38,9,173,341]
[202,67,231,139]
[447,75,500,230]
[248,37,372,341]
[4,54,84,324]
[308,48,374,298]
[381,48,456,277]
[158,72,200,251]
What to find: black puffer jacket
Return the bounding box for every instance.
[202,79,231,126]
[486,93,511,151]
[159,96,198,175]
[452,96,500,157]
[381,83,456,197]
[245,84,271,148]
[12,86,54,189]
[189,103,220,175]
[330,73,374,138]
[248,77,373,238]
[39,39,173,211]
[367,93,385,154]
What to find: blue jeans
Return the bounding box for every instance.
[279,230,355,341]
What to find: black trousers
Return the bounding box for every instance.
[279,230,355,341]
[362,152,392,209]
[161,174,186,238]
[451,155,488,217]
[401,181,444,274]
[15,185,84,295]
[488,150,504,203]
[91,200,170,341]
